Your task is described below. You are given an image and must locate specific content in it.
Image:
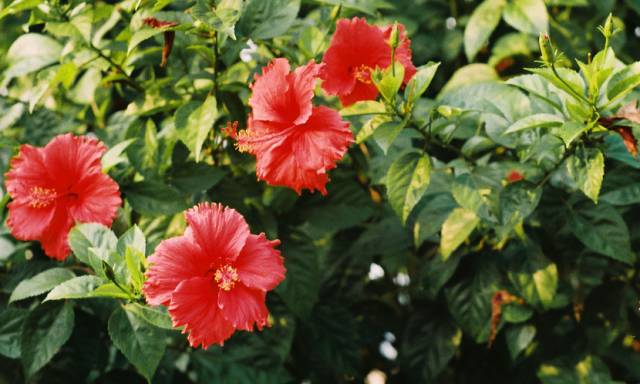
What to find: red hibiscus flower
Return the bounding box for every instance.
[237,58,353,194]
[506,170,524,183]
[143,203,286,348]
[5,134,121,260]
[321,17,417,106]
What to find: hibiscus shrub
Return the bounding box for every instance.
[1,1,640,383]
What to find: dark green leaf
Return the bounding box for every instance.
[275,238,320,319]
[124,180,188,215]
[21,302,74,378]
[108,307,166,382]
[237,0,300,40]
[0,308,27,358]
[569,203,634,264]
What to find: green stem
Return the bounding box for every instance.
[551,64,590,106]
[88,44,143,92]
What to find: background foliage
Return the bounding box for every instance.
[1,0,640,383]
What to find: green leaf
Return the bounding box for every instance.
[9,268,75,303]
[128,27,171,55]
[167,161,226,194]
[340,100,387,117]
[356,114,391,144]
[124,180,188,215]
[569,202,634,264]
[605,132,640,168]
[386,152,431,223]
[21,302,74,378]
[498,183,541,240]
[237,0,300,40]
[108,307,166,382]
[44,275,105,301]
[418,251,463,300]
[372,63,405,103]
[506,243,558,309]
[193,0,242,38]
[89,283,133,299]
[566,148,605,203]
[102,138,136,172]
[211,0,242,39]
[489,33,537,67]
[124,248,145,292]
[505,324,536,360]
[402,316,462,381]
[117,225,146,256]
[0,0,40,21]
[124,303,174,330]
[451,174,486,213]
[29,62,79,112]
[527,67,586,102]
[174,95,217,162]
[68,223,118,266]
[0,308,27,359]
[551,121,588,147]
[505,113,564,133]
[606,62,640,103]
[276,238,320,319]
[439,64,499,96]
[445,259,500,342]
[413,193,458,247]
[373,120,406,154]
[538,355,623,384]
[502,0,548,35]
[440,208,479,259]
[600,183,640,205]
[3,34,61,81]
[464,0,506,61]
[404,62,441,104]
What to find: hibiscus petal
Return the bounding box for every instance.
[144,229,210,306]
[338,81,380,107]
[217,283,269,331]
[249,58,296,125]
[184,203,250,263]
[6,200,55,241]
[39,206,75,261]
[43,133,106,192]
[321,17,389,98]
[290,61,322,125]
[236,233,285,291]
[169,277,235,348]
[69,172,121,225]
[5,144,52,203]
[252,106,353,194]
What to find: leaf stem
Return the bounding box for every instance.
[550,64,590,106]
[88,44,143,92]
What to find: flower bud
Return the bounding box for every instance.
[388,22,400,49]
[601,13,614,39]
[539,33,555,66]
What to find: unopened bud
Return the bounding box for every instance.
[389,22,400,49]
[539,33,555,66]
[330,4,341,20]
[603,14,614,37]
